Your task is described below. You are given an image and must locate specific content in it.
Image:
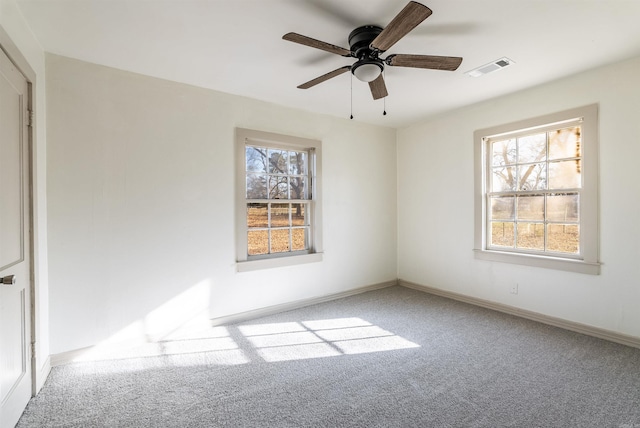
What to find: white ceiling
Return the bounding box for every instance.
[15,0,640,128]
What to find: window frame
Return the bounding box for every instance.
[474,105,600,275]
[235,128,323,272]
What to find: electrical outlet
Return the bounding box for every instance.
[510,283,519,294]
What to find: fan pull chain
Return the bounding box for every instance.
[383,69,387,116]
[350,73,354,120]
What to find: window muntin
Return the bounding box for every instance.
[486,125,582,257]
[474,104,599,274]
[245,145,313,257]
[236,128,322,270]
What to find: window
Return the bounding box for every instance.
[236,128,322,271]
[474,105,600,274]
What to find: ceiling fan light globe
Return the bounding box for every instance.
[352,62,382,82]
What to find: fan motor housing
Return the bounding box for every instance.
[348,25,383,58]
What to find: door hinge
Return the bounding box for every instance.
[27,109,34,127]
[31,342,36,360]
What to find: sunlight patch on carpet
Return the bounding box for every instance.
[240,317,420,362]
[68,317,418,368]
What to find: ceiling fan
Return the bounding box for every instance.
[283,1,463,100]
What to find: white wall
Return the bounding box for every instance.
[43,47,640,356]
[46,54,397,355]
[398,56,640,338]
[0,0,50,389]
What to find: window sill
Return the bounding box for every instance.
[237,252,323,272]
[473,249,600,275]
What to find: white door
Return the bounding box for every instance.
[0,46,32,428]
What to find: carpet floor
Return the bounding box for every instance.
[17,286,640,427]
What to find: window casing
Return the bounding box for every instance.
[236,128,322,271]
[474,105,600,274]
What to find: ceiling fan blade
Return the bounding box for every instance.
[297,66,351,89]
[387,54,462,71]
[369,74,388,100]
[370,1,432,53]
[283,33,352,57]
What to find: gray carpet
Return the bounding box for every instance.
[17,286,640,427]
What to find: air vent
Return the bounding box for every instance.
[465,57,514,77]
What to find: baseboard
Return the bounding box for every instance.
[50,280,398,366]
[209,280,398,326]
[51,345,97,367]
[35,355,51,393]
[51,278,638,367]
[399,279,640,350]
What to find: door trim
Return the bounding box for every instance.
[0,25,48,396]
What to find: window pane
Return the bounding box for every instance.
[517,163,546,191]
[549,160,581,189]
[491,166,516,191]
[290,177,307,199]
[292,228,307,251]
[490,222,514,247]
[516,223,544,250]
[247,203,268,228]
[247,174,267,199]
[547,194,579,222]
[289,151,307,175]
[549,126,581,160]
[517,195,544,221]
[518,133,546,163]
[239,129,320,263]
[246,147,267,173]
[271,203,290,227]
[291,203,307,226]
[268,149,288,174]
[491,139,516,166]
[547,224,579,254]
[248,230,269,255]
[269,176,289,199]
[490,196,514,220]
[271,229,290,253]
[476,106,596,267]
